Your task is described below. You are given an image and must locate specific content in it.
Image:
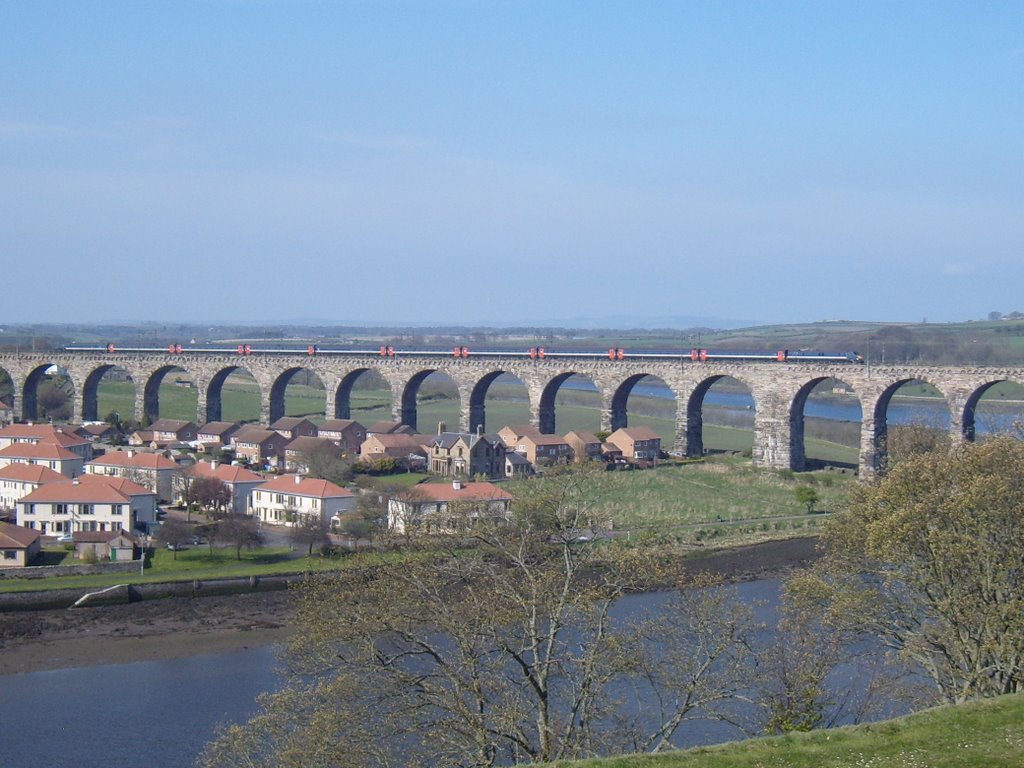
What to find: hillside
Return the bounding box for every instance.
[548,694,1024,768]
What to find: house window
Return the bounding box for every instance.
[55,504,67,515]
[3,551,16,560]
[112,505,124,516]
[80,504,94,515]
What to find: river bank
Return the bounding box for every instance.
[0,536,820,676]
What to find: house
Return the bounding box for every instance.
[428,430,506,479]
[72,530,138,561]
[512,433,573,468]
[231,426,287,468]
[182,459,264,516]
[0,463,67,510]
[127,429,155,446]
[388,480,513,534]
[365,420,414,437]
[0,521,42,567]
[360,433,428,464]
[250,474,355,527]
[85,449,179,501]
[504,451,534,479]
[317,419,366,453]
[605,427,662,462]
[0,423,93,460]
[196,421,241,447]
[564,430,604,462]
[148,419,198,444]
[80,422,118,442]
[269,417,318,441]
[0,442,85,478]
[284,436,342,472]
[17,475,158,535]
[497,424,542,449]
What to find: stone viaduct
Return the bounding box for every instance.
[1,350,1021,478]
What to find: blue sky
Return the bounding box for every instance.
[1,1,1021,327]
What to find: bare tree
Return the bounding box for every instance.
[216,515,263,560]
[287,512,330,556]
[156,518,193,560]
[200,468,762,767]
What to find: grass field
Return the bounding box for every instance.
[507,456,854,537]
[545,694,1024,768]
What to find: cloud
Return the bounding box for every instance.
[940,263,974,276]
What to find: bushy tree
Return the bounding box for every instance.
[805,435,1024,703]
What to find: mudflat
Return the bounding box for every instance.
[0,536,820,676]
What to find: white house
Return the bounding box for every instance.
[250,474,355,527]
[0,463,67,510]
[85,449,179,501]
[184,460,265,516]
[17,475,158,535]
[388,480,513,534]
[0,442,85,478]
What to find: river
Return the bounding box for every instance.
[0,577,910,768]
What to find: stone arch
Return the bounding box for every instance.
[334,368,388,420]
[788,376,862,471]
[870,377,952,470]
[685,374,757,458]
[399,368,463,433]
[22,362,76,422]
[269,367,327,424]
[538,371,602,435]
[961,378,1024,441]
[205,365,261,424]
[610,373,676,433]
[80,364,136,423]
[0,364,17,412]
[142,365,197,424]
[467,370,531,434]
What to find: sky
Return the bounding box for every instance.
[1,1,1022,328]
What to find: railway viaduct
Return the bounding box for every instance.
[1,350,1021,478]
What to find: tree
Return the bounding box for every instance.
[156,518,193,560]
[216,515,263,560]
[194,476,232,516]
[200,468,762,767]
[287,513,331,556]
[37,380,71,421]
[794,485,819,514]
[302,441,355,485]
[808,435,1024,704]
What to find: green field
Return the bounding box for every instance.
[545,694,1024,768]
[508,456,854,536]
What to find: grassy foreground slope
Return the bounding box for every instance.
[548,695,1024,768]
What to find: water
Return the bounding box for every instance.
[0,579,906,767]
[0,647,280,768]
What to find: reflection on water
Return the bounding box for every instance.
[0,579,912,767]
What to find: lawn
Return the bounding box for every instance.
[545,694,1024,768]
[507,456,856,538]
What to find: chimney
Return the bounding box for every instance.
[209,459,217,470]
[452,479,463,491]
[126,450,135,458]
[438,421,447,435]
[294,474,301,484]
[476,424,483,436]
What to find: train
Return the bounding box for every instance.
[66,344,864,363]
